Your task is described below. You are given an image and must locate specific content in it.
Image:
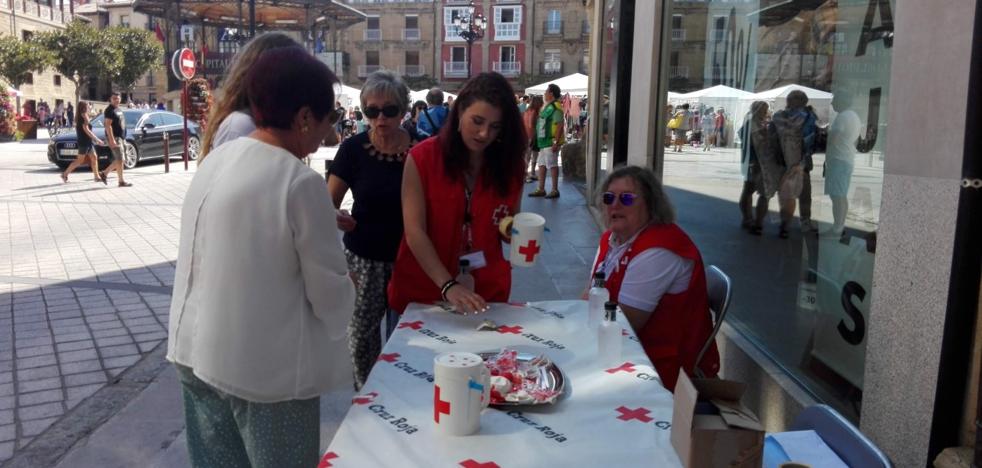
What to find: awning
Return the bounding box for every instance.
[133,0,367,30]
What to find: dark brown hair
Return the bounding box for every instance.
[438,72,526,197]
[246,47,338,130]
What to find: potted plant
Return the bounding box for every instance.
[15,113,37,140]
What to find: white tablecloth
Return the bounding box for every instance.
[323,301,683,467]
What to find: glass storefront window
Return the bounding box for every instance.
[662,0,894,421]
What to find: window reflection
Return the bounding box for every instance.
[663,0,894,422]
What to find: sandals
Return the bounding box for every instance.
[98,171,108,185]
[528,189,546,197]
[60,172,68,183]
[118,181,132,188]
[544,190,560,199]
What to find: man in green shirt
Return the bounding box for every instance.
[529,84,564,199]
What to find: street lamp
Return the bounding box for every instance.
[452,2,485,79]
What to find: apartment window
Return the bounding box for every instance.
[24,73,32,85]
[544,49,561,74]
[404,50,423,76]
[672,14,684,41]
[545,10,561,35]
[493,6,521,41]
[444,7,470,41]
[366,50,380,67]
[405,51,420,66]
[21,30,33,41]
[712,15,726,41]
[582,18,591,36]
[451,47,466,63]
[404,16,420,41]
[365,17,381,41]
[120,15,130,28]
[53,75,61,86]
[361,50,381,77]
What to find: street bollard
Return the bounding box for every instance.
[163,133,170,173]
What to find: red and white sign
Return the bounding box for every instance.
[171,48,197,81]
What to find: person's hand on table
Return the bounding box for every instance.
[336,209,357,232]
[445,284,487,315]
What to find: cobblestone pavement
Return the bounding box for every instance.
[0,140,338,464]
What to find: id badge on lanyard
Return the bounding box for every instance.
[460,187,487,270]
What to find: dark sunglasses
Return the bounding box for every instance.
[363,105,401,119]
[602,191,638,206]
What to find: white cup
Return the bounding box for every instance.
[509,212,546,267]
[433,352,490,436]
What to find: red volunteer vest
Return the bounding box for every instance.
[388,137,519,313]
[593,224,720,392]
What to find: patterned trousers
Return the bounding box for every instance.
[175,365,320,468]
[345,250,394,390]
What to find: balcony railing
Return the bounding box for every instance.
[7,0,68,23]
[444,61,468,77]
[540,62,564,75]
[672,29,686,41]
[670,65,689,78]
[364,29,381,41]
[543,20,563,36]
[399,64,425,77]
[358,65,382,77]
[492,61,521,77]
[402,28,420,41]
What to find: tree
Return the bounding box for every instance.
[106,26,163,97]
[0,36,54,89]
[36,21,122,107]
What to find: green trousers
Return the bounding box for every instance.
[175,365,321,468]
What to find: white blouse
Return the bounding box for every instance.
[167,137,355,403]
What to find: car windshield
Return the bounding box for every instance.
[89,111,142,130]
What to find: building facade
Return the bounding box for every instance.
[583,1,982,466]
[0,0,76,113]
[340,0,589,92]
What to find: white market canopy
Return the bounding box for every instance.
[525,73,589,96]
[673,85,754,101]
[334,83,361,108]
[409,89,457,105]
[747,84,833,101]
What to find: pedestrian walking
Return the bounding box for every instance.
[523,95,543,182]
[671,104,691,152]
[387,72,527,322]
[200,32,301,161]
[168,47,352,468]
[529,83,565,199]
[770,90,818,238]
[60,101,104,183]
[328,71,419,390]
[700,108,715,151]
[737,101,782,235]
[824,92,862,236]
[65,102,74,126]
[417,87,448,138]
[714,108,726,147]
[98,92,131,187]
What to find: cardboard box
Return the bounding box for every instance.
[670,372,765,468]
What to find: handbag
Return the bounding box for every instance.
[667,115,682,129]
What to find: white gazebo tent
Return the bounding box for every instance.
[525,73,589,96]
[335,84,361,109]
[409,89,457,105]
[667,85,754,147]
[744,84,834,123]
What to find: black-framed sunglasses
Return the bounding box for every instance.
[363,105,401,119]
[602,191,638,206]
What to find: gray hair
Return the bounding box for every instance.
[599,165,676,225]
[360,70,410,115]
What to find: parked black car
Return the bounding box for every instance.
[47,109,201,170]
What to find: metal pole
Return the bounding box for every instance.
[467,39,473,79]
[163,133,170,173]
[182,81,189,170]
[249,0,256,37]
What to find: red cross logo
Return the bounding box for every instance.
[605,362,637,374]
[398,320,424,330]
[616,406,653,423]
[621,329,629,336]
[491,205,510,225]
[460,460,500,468]
[497,325,523,334]
[352,392,378,405]
[518,240,541,262]
[434,385,451,423]
[317,451,339,468]
[377,353,400,362]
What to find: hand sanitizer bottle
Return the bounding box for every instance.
[598,301,622,366]
[588,271,608,329]
[456,259,475,291]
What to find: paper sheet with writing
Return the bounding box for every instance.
[323,301,683,467]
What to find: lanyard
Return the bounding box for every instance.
[462,185,474,253]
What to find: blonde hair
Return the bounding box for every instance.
[200,32,300,161]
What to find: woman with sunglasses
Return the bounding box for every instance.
[591,166,719,392]
[327,71,420,390]
[387,72,527,322]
